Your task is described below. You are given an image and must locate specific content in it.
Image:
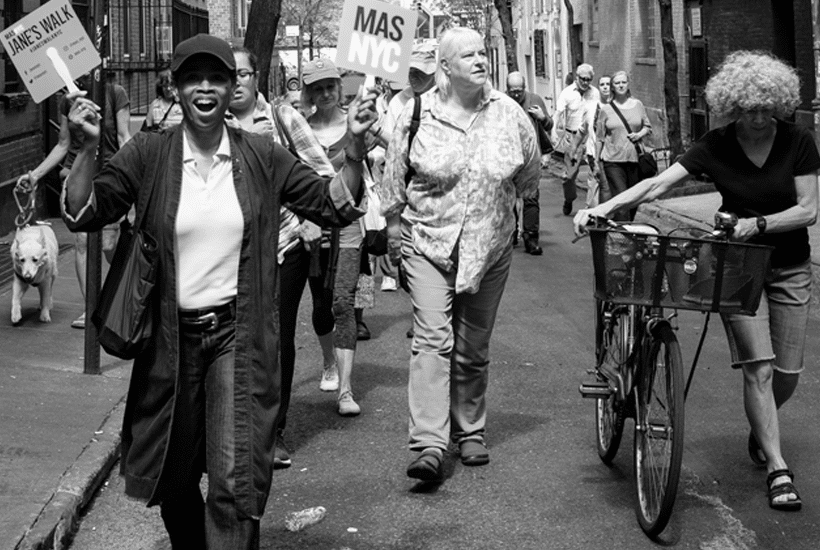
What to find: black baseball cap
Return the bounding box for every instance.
[170,34,235,77]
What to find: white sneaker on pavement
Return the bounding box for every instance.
[337,390,361,416]
[319,363,339,392]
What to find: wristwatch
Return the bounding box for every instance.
[756,216,767,235]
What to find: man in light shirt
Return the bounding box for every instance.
[553,64,600,215]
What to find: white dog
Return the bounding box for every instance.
[11,223,58,324]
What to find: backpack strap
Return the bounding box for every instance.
[404,95,422,187]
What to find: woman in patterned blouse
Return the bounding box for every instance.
[381,27,541,482]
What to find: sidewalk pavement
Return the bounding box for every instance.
[3,175,820,549]
[1,218,130,550]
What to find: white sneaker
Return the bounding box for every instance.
[319,364,339,392]
[380,276,398,292]
[337,390,361,416]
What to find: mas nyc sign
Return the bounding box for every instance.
[335,0,417,83]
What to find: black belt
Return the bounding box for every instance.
[179,300,235,332]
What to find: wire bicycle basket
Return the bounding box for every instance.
[589,227,773,315]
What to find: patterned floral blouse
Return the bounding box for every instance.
[381,87,540,294]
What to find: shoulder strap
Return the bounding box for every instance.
[157,99,175,128]
[404,96,422,187]
[609,102,641,154]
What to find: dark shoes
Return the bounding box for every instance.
[748,431,767,467]
[274,432,292,469]
[407,448,444,481]
[767,469,802,511]
[356,321,371,341]
[523,235,543,256]
[459,439,489,466]
[562,200,573,216]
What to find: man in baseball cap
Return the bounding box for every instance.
[372,42,438,299]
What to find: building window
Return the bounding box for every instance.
[588,0,599,43]
[636,0,656,58]
[236,0,252,37]
[534,29,546,78]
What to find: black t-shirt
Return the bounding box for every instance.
[60,84,130,170]
[678,119,820,268]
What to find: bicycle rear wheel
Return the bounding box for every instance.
[634,323,684,538]
[595,300,628,464]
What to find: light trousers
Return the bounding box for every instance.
[403,228,512,451]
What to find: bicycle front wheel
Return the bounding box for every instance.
[633,323,684,538]
[595,300,628,464]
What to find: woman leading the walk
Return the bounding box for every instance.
[62,34,376,548]
[381,27,540,481]
[574,50,819,512]
[595,70,652,221]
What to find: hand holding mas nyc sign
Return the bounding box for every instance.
[335,0,418,83]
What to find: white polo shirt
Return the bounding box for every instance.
[176,127,244,310]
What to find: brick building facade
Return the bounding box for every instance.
[496,0,818,151]
[0,0,207,234]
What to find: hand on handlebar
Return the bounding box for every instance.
[572,208,610,238]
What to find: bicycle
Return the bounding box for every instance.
[577,214,772,538]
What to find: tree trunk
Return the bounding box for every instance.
[658,0,683,157]
[493,0,518,73]
[244,0,283,99]
[563,0,581,73]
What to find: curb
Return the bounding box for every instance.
[16,398,125,550]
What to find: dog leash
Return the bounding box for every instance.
[14,178,37,228]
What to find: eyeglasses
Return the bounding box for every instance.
[236,70,256,81]
[577,76,593,83]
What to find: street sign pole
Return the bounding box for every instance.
[83,0,108,375]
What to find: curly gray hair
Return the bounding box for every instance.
[705,50,801,120]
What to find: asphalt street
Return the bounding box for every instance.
[61,173,820,549]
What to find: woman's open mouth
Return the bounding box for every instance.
[194,98,218,113]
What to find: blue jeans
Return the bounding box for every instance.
[722,260,811,373]
[159,308,259,549]
[403,226,512,451]
[603,161,641,221]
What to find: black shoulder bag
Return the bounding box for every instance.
[92,142,159,359]
[609,101,657,179]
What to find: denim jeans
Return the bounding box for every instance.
[603,161,641,221]
[159,310,259,549]
[403,225,512,451]
[722,260,812,373]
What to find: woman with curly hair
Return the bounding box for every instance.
[574,50,820,512]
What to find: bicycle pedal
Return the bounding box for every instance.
[579,381,614,398]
